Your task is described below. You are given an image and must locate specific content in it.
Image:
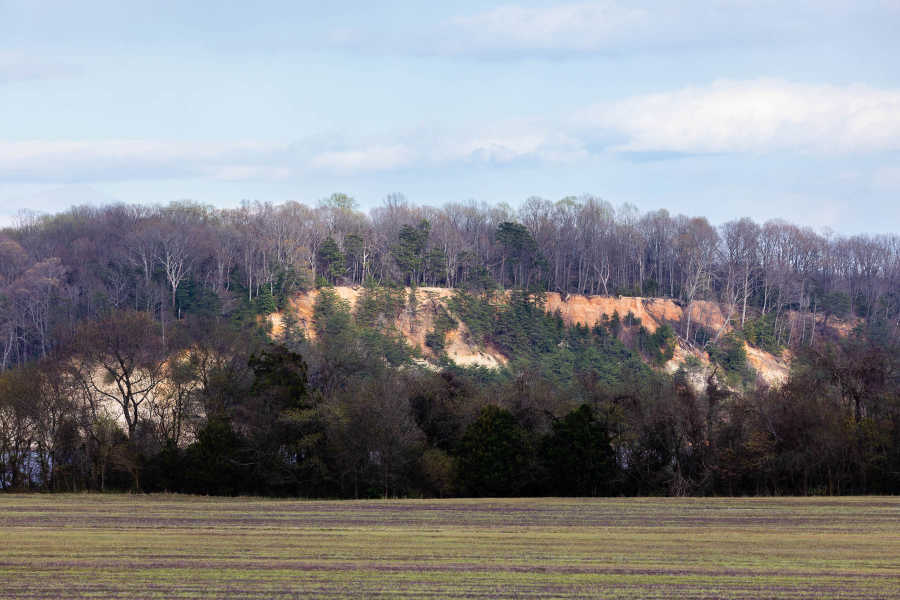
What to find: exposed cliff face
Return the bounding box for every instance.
[395,288,508,369]
[271,287,506,369]
[544,293,727,333]
[545,293,797,386]
[271,287,790,384]
[746,346,791,386]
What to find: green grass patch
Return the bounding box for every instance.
[0,495,897,598]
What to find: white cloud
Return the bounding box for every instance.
[0,122,584,182]
[0,139,285,182]
[450,126,587,164]
[578,79,900,154]
[309,145,413,175]
[305,123,587,175]
[3,79,898,184]
[318,1,897,57]
[207,166,295,182]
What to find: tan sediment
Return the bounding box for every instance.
[271,287,787,381]
[746,345,790,385]
[271,286,508,369]
[544,293,727,333]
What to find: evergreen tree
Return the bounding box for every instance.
[185,417,243,496]
[317,237,347,284]
[608,311,622,339]
[496,222,539,288]
[175,278,221,318]
[249,346,310,411]
[256,285,277,315]
[543,404,615,496]
[425,248,448,286]
[392,220,431,285]
[280,303,305,352]
[143,440,186,493]
[456,405,528,497]
[344,233,366,283]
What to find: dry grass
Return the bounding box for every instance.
[1,495,898,598]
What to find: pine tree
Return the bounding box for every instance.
[317,237,347,284]
[256,285,277,315]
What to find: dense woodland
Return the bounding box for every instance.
[1,194,899,497]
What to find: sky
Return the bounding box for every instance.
[1,0,899,233]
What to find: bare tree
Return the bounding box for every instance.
[71,311,168,439]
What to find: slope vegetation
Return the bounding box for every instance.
[271,287,791,384]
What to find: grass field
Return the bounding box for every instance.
[0,496,898,599]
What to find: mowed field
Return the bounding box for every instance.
[0,496,898,599]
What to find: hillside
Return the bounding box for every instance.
[4,198,897,498]
[271,286,791,385]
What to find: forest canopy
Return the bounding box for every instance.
[1,194,900,497]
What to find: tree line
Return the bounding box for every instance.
[1,289,898,497]
[1,193,900,496]
[2,192,899,368]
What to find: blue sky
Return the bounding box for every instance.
[1,0,899,232]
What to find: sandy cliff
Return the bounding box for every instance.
[544,293,728,333]
[271,287,791,384]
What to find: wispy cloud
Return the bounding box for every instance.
[317,1,897,58]
[578,79,900,155]
[0,123,585,182]
[0,139,285,183]
[304,122,588,175]
[0,53,75,84]
[3,79,898,183]
[436,2,650,54]
[309,145,414,175]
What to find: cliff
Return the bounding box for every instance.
[271,287,791,385]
